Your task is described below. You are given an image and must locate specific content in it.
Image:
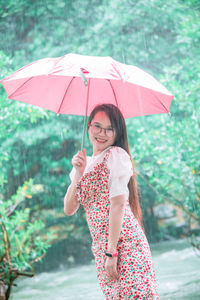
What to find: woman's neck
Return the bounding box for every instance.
[92,145,112,157]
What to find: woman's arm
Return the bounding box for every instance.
[105,194,126,281]
[64,171,80,216]
[107,194,126,252]
[64,149,86,216]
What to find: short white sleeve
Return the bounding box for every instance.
[107,147,133,199]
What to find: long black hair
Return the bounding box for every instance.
[87,103,144,231]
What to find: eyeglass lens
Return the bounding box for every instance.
[91,124,114,137]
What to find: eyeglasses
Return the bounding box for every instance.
[90,123,115,138]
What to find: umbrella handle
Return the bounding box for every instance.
[80,73,90,151]
[78,72,90,178]
[81,114,87,151]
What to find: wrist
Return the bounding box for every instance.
[107,243,117,253]
[74,169,83,179]
[105,250,118,258]
[107,248,117,254]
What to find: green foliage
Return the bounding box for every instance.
[0,179,54,293]
[0,1,199,287]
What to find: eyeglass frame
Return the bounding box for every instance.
[89,122,115,138]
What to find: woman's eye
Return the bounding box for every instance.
[94,124,101,128]
[107,128,113,131]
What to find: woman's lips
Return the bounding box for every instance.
[95,138,107,143]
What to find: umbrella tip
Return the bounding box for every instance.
[168,111,172,118]
[80,68,88,86]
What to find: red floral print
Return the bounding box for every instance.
[76,146,159,299]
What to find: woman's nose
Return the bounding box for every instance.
[99,128,106,136]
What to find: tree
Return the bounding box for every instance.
[0,3,199,298]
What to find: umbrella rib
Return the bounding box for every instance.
[57,76,75,114]
[107,79,119,107]
[8,77,33,98]
[148,89,169,113]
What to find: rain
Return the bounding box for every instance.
[0,0,199,299]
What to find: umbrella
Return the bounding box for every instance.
[0,53,174,150]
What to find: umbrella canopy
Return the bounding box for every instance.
[0,53,174,149]
[1,53,173,118]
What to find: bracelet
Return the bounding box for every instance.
[105,250,118,257]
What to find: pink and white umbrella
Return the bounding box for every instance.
[0,53,174,149]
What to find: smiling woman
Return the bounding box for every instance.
[64,104,159,299]
[88,113,116,155]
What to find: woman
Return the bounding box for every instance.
[64,104,159,299]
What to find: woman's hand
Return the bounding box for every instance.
[72,148,86,176]
[105,256,120,281]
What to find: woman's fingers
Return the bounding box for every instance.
[73,152,84,162]
[111,269,119,280]
[73,157,82,167]
[107,271,119,281]
[72,149,86,170]
[76,150,86,161]
[105,265,119,281]
[73,151,86,161]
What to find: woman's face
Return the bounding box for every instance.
[88,111,116,154]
